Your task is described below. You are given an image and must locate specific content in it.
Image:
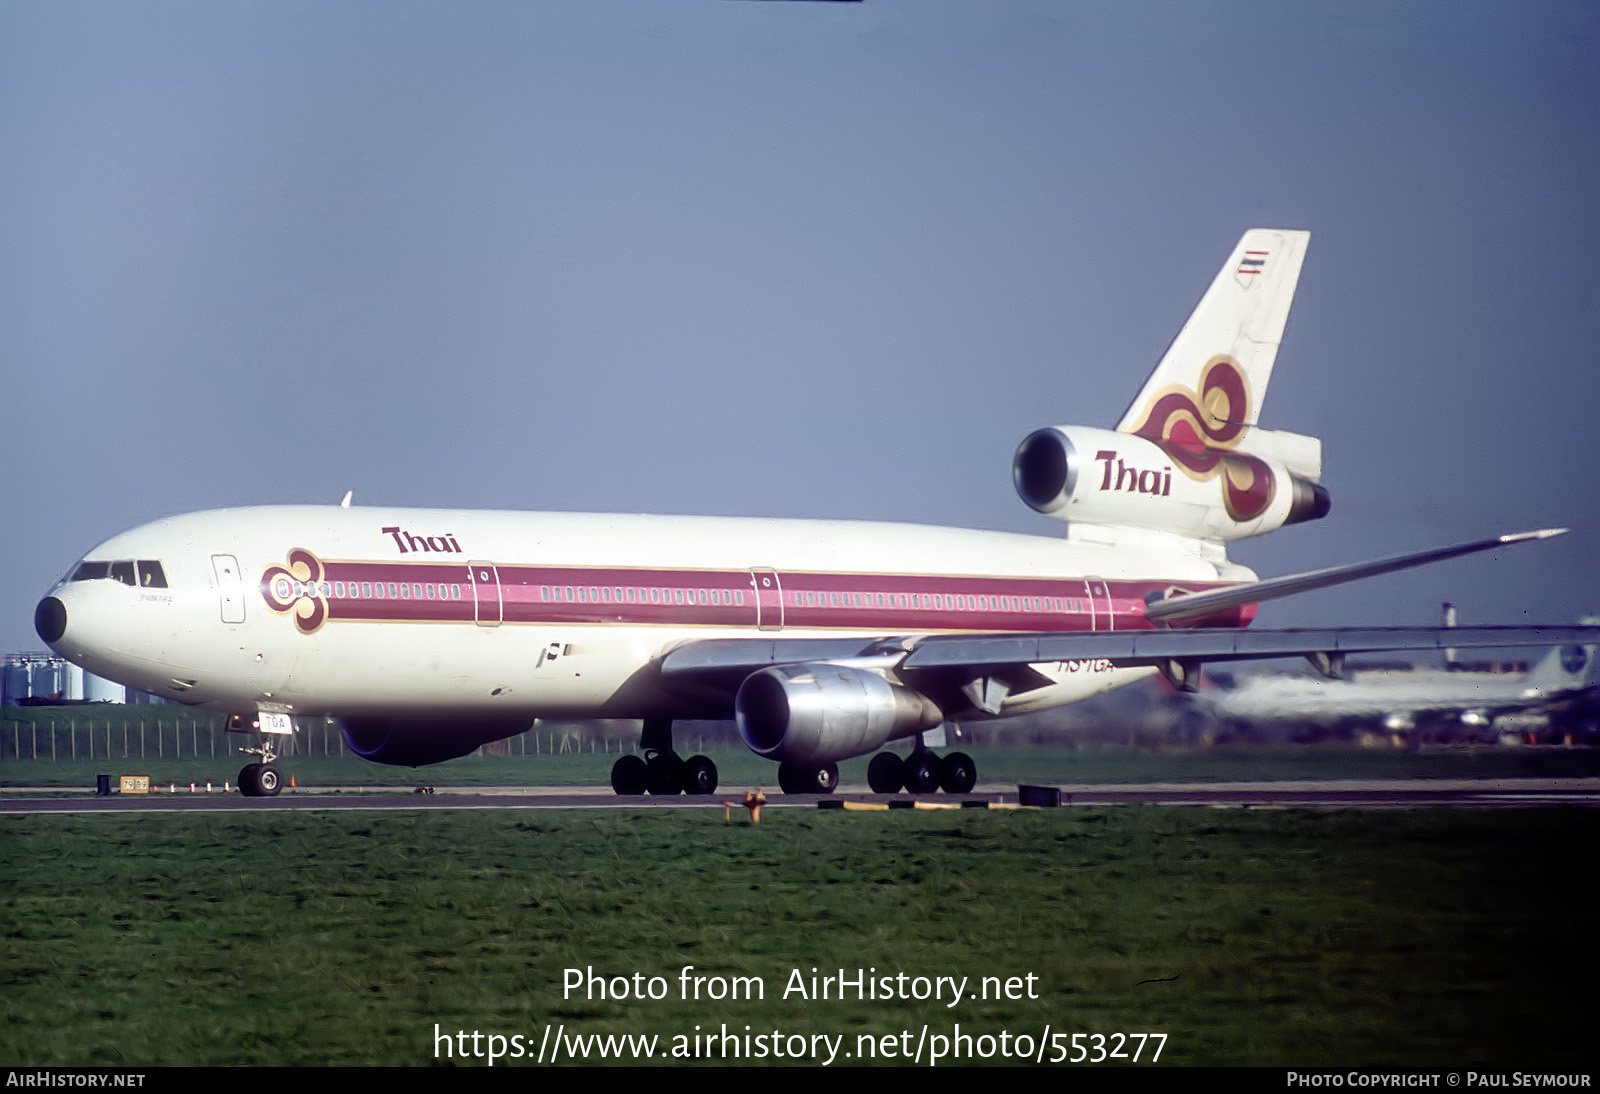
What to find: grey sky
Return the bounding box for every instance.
[4,1,1597,654]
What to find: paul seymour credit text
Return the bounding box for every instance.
[431,965,1168,1065]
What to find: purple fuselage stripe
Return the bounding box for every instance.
[264,560,1246,632]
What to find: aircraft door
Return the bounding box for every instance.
[212,554,246,624]
[750,568,784,631]
[1087,577,1114,631]
[469,561,502,626]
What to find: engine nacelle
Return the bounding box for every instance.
[735,663,943,766]
[340,715,533,767]
[1013,425,1329,542]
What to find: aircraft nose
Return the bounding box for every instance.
[35,596,67,645]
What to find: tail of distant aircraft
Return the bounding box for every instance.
[1013,228,1329,550]
[1523,619,1600,691]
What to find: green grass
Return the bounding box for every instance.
[6,740,1598,793]
[1,807,1593,1066]
[6,703,1599,790]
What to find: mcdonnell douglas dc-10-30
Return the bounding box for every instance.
[33,230,1595,796]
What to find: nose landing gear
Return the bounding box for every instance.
[227,712,291,797]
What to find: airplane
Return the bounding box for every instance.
[1196,622,1599,744]
[32,229,1598,797]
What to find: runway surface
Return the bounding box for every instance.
[3,778,1598,814]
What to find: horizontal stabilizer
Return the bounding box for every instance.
[1143,529,1567,624]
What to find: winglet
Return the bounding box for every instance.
[1145,529,1567,624]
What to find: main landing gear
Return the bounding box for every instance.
[777,761,839,796]
[866,748,978,795]
[610,717,719,796]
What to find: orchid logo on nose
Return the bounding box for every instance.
[261,549,328,634]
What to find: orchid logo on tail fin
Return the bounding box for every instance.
[1124,356,1274,521]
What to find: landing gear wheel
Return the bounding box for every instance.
[938,751,977,795]
[610,754,648,795]
[903,752,941,795]
[778,762,839,795]
[645,753,684,795]
[256,764,283,797]
[681,755,718,795]
[867,752,905,794]
[238,762,261,796]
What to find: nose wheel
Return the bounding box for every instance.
[238,762,283,797]
[231,714,290,797]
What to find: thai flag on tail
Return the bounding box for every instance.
[1236,249,1269,275]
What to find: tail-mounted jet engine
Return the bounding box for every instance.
[1012,425,1329,542]
[735,663,943,767]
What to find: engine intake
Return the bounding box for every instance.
[1013,425,1329,541]
[736,663,943,765]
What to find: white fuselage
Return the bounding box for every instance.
[41,505,1252,723]
[1211,668,1576,726]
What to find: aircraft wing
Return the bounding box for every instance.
[1143,529,1567,623]
[660,625,1600,689]
[899,624,1600,669]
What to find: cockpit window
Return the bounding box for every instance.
[69,559,168,587]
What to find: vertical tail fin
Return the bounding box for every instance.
[1113,230,1312,460]
[1523,620,1599,690]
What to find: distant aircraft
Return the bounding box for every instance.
[1196,623,1599,744]
[33,230,1597,796]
